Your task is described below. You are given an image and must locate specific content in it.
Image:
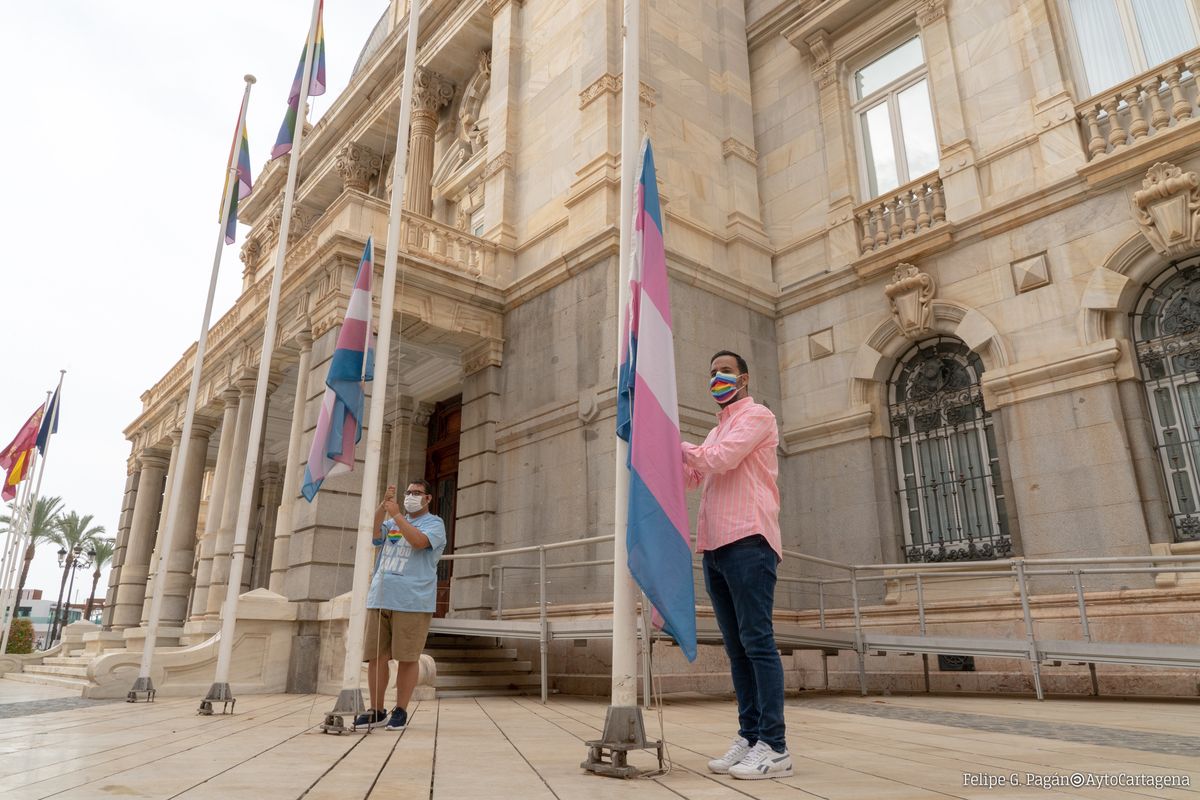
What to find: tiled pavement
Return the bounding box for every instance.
[0,682,1195,799]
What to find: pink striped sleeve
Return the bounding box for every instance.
[682,408,774,475]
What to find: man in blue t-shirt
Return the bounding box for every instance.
[354,479,447,731]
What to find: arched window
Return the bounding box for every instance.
[889,337,1013,562]
[1132,258,1200,542]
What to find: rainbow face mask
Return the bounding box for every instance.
[709,372,740,404]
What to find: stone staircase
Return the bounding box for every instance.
[424,634,540,698]
[3,652,95,690]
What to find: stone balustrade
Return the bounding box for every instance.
[135,193,497,430]
[1076,47,1200,161]
[400,214,495,278]
[855,174,946,255]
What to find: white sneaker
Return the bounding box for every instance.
[706,736,752,774]
[728,741,794,780]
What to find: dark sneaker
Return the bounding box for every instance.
[353,708,388,729]
[385,706,408,731]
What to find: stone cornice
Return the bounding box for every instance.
[980,339,1121,409]
[780,404,874,454]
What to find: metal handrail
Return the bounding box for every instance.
[432,535,1200,704]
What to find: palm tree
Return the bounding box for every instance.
[47,512,105,645]
[0,495,64,606]
[83,537,115,622]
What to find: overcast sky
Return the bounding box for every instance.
[3,2,388,606]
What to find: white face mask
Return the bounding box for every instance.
[403,494,424,513]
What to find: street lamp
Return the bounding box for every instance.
[47,544,95,647]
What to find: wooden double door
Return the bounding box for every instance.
[425,396,460,618]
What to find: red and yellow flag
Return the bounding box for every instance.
[0,404,44,502]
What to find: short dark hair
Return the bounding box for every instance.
[710,350,749,374]
[407,479,433,496]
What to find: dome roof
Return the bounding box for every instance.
[351,8,391,79]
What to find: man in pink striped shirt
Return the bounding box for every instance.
[682,350,791,780]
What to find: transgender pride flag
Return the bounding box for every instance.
[301,237,375,501]
[616,138,697,662]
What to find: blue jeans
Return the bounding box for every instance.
[702,535,786,752]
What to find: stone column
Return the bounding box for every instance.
[141,432,182,624]
[269,332,313,594]
[450,339,503,616]
[158,419,216,628]
[110,450,170,630]
[102,467,139,630]
[189,391,240,621]
[206,378,257,618]
[250,464,282,591]
[403,67,454,216]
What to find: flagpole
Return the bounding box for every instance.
[321,0,422,733]
[0,456,35,654]
[201,0,322,715]
[131,78,255,703]
[583,0,649,777]
[0,385,54,656]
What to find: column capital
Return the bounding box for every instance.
[136,449,171,472]
[295,329,314,350]
[220,387,241,406]
[413,67,454,116]
[188,418,219,440]
[334,141,383,193]
[462,337,504,376]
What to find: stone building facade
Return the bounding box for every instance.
[102,0,1200,695]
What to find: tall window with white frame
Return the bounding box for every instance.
[1132,258,1200,542]
[1061,0,1200,96]
[888,338,1014,563]
[853,33,940,200]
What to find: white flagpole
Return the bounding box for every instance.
[0,465,35,653]
[584,0,649,777]
[610,0,641,710]
[0,385,54,656]
[201,0,322,714]
[131,77,255,703]
[322,0,422,731]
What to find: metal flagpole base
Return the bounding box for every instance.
[320,688,366,735]
[127,676,156,703]
[198,682,236,716]
[581,705,663,779]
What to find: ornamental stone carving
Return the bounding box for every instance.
[265,198,315,244]
[885,263,937,339]
[413,67,455,117]
[239,235,262,269]
[1133,162,1200,258]
[334,141,383,193]
[916,0,947,27]
[805,30,838,90]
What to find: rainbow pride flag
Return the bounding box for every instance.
[301,237,375,501]
[272,0,327,160]
[222,116,253,245]
[616,138,697,661]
